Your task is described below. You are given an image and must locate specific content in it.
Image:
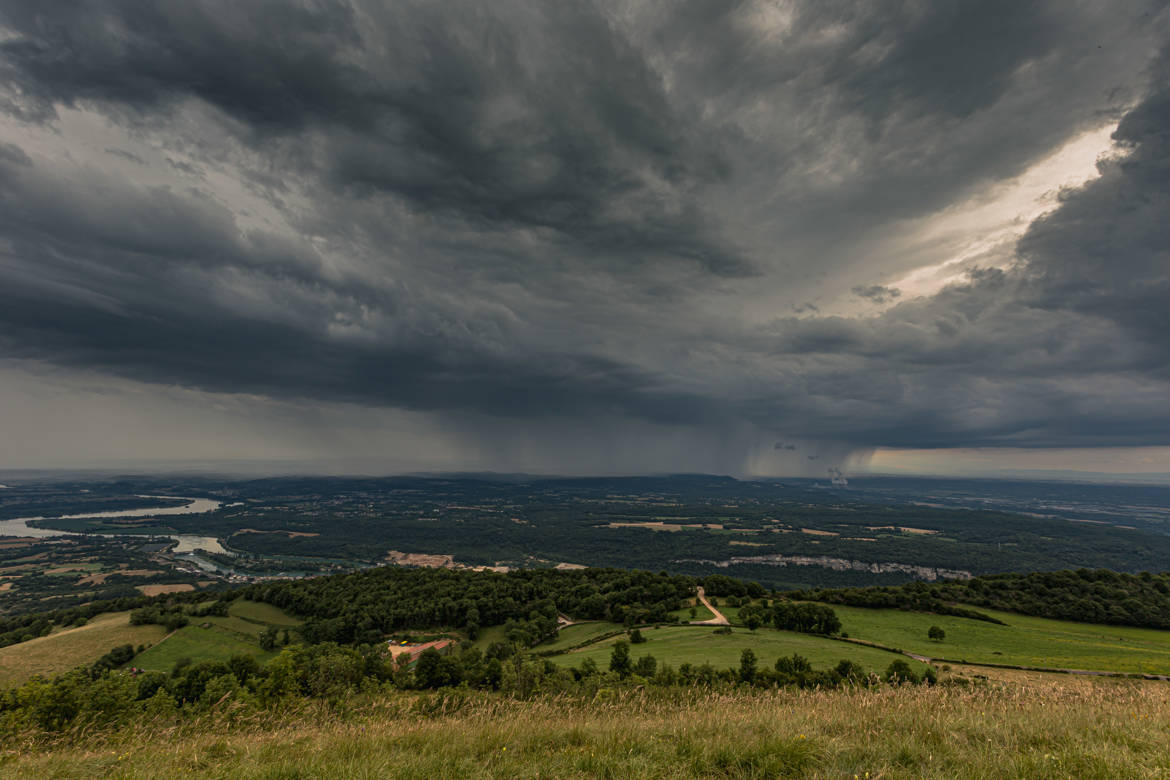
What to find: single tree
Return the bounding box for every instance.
[629,628,646,644]
[739,648,758,683]
[259,626,279,651]
[609,640,632,677]
[928,625,946,641]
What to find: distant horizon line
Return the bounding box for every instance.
[1,463,1169,487]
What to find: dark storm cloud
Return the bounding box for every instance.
[104,148,148,165]
[640,0,1156,236]
[0,144,720,424]
[0,0,1168,458]
[752,48,1170,449]
[852,285,901,304]
[0,142,30,168]
[0,0,746,277]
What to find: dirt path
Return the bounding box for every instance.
[690,586,730,626]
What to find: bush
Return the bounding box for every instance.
[633,655,657,677]
[883,660,919,685]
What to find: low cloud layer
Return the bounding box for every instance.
[0,2,1168,473]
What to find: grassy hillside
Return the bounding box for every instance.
[131,623,278,672]
[828,604,1170,675]
[796,570,1170,630]
[0,612,166,685]
[131,600,301,672]
[228,599,304,627]
[667,598,714,622]
[547,624,922,674]
[3,676,1168,778]
[537,622,624,653]
[0,600,302,685]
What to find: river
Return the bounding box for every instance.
[0,494,230,555]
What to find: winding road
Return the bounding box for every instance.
[690,586,730,626]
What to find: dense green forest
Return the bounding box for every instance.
[242,567,698,645]
[797,569,1170,629]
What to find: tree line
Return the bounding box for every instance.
[0,635,940,739]
[793,569,1170,629]
[238,567,699,646]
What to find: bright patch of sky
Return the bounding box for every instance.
[806,122,1123,316]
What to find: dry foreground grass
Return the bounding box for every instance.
[3,675,1170,778]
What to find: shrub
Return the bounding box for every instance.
[883,660,920,685]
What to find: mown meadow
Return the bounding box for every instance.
[0,613,167,687]
[545,623,924,674]
[830,604,1170,675]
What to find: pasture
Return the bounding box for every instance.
[824,603,1170,675]
[668,599,715,622]
[537,622,624,653]
[0,612,167,685]
[132,623,277,672]
[546,624,922,675]
[229,599,304,627]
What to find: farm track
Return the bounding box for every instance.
[690,586,729,626]
[548,603,1170,682]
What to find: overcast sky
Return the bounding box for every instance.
[1,1,1168,478]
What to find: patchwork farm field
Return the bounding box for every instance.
[0,611,167,685]
[132,623,277,672]
[546,624,923,675]
[824,604,1170,675]
[0,600,302,684]
[131,601,301,673]
[537,598,1170,678]
[537,622,624,653]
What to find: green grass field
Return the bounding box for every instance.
[472,624,508,649]
[228,600,304,627]
[0,612,167,685]
[126,601,303,673]
[205,614,271,638]
[547,624,922,675]
[668,599,715,622]
[132,623,278,672]
[537,622,625,653]
[824,603,1170,675]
